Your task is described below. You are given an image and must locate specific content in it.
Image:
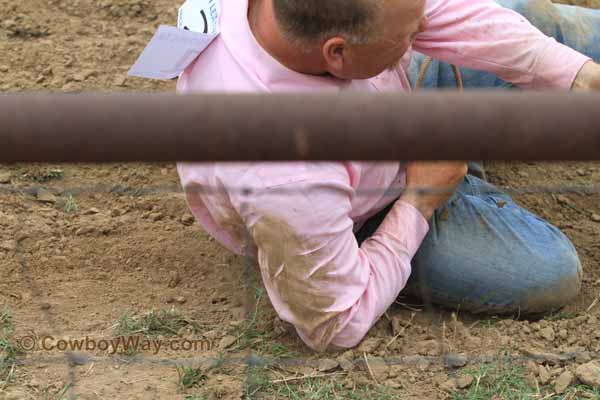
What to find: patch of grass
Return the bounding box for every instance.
[545,311,577,321]
[42,383,77,400]
[176,366,208,390]
[63,195,78,213]
[116,309,201,338]
[244,365,400,400]
[0,309,21,384]
[229,288,267,352]
[452,360,534,400]
[23,168,64,183]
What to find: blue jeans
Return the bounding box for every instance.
[409,0,600,90]
[358,0,599,315]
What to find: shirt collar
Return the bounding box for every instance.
[219,0,356,92]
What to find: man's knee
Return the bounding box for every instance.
[520,244,582,314]
[496,0,562,37]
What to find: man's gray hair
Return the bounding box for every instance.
[272,0,382,45]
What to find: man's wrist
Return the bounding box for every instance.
[572,61,600,91]
[399,193,434,220]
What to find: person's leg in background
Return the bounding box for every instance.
[408,0,600,90]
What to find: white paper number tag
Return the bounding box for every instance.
[127,0,220,80]
[127,25,218,80]
[178,0,220,34]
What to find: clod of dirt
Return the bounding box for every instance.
[337,357,354,371]
[218,335,237,350]
[539,365,552,385]
[356,338,381,353]
[575,362,600,388]
[317,358,339,372]
[440,379,457,392]
[0,171,11,183]
[40,303,52,310]
[181,214,195,225]
[554,370,574,394]
[167,271,181,288]
[149,212,163,222]
[444,353,468,368]
[36,188,57,203]
[456,374,474,389]
[0,240,17,252]
[539,327,556,341]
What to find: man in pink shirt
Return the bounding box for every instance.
[176,0,600,352]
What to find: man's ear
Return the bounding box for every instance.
[322,37,347,75]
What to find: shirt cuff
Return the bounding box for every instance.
[374,199,430,259]
[532,37,592,89]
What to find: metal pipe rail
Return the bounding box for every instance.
[1,91,599,162]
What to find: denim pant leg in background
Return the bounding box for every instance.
[408,0,600,89]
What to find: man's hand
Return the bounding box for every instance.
[400,161,467,220]
[572,61,600,91]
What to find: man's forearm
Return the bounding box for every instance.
[572,61,600,91]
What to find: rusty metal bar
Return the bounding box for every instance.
[1,91,600,162]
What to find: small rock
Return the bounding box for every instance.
[554,370,574,394]
[356,338,381,353]
[576,168,587,176]
[556,195,572,207]
[218,335,237,350]
[84,207,100,215]
[367,357,388,381]
[575,362,600,388]
[0,171,11,183]
[174,296,186,304]
[149,212,163,222]
[181,214,195,225]
[444,353,468,368]
[76,227,95,236]
[539,327,555,342]
[558,329,568,340]
[539,365,551,385]
[40,303,52,310]
[167,271,181,288]
[0,65,9,73]
[114,75,127,87]
[440,379,457,392]
[36,188,57,203]
[0,240,17,252]
[317,358,339,372]
[456,374,474,389]
[517,171,529,178]
[337,357,354,371]
[591,214,600,223]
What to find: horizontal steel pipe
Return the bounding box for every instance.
[1,91,600,162]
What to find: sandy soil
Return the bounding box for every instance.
[1,0,600,399]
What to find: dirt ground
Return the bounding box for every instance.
[1,0,600,399]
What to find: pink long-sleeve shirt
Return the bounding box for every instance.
[176,0,590,351]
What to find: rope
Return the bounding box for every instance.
[415,56,464,91]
